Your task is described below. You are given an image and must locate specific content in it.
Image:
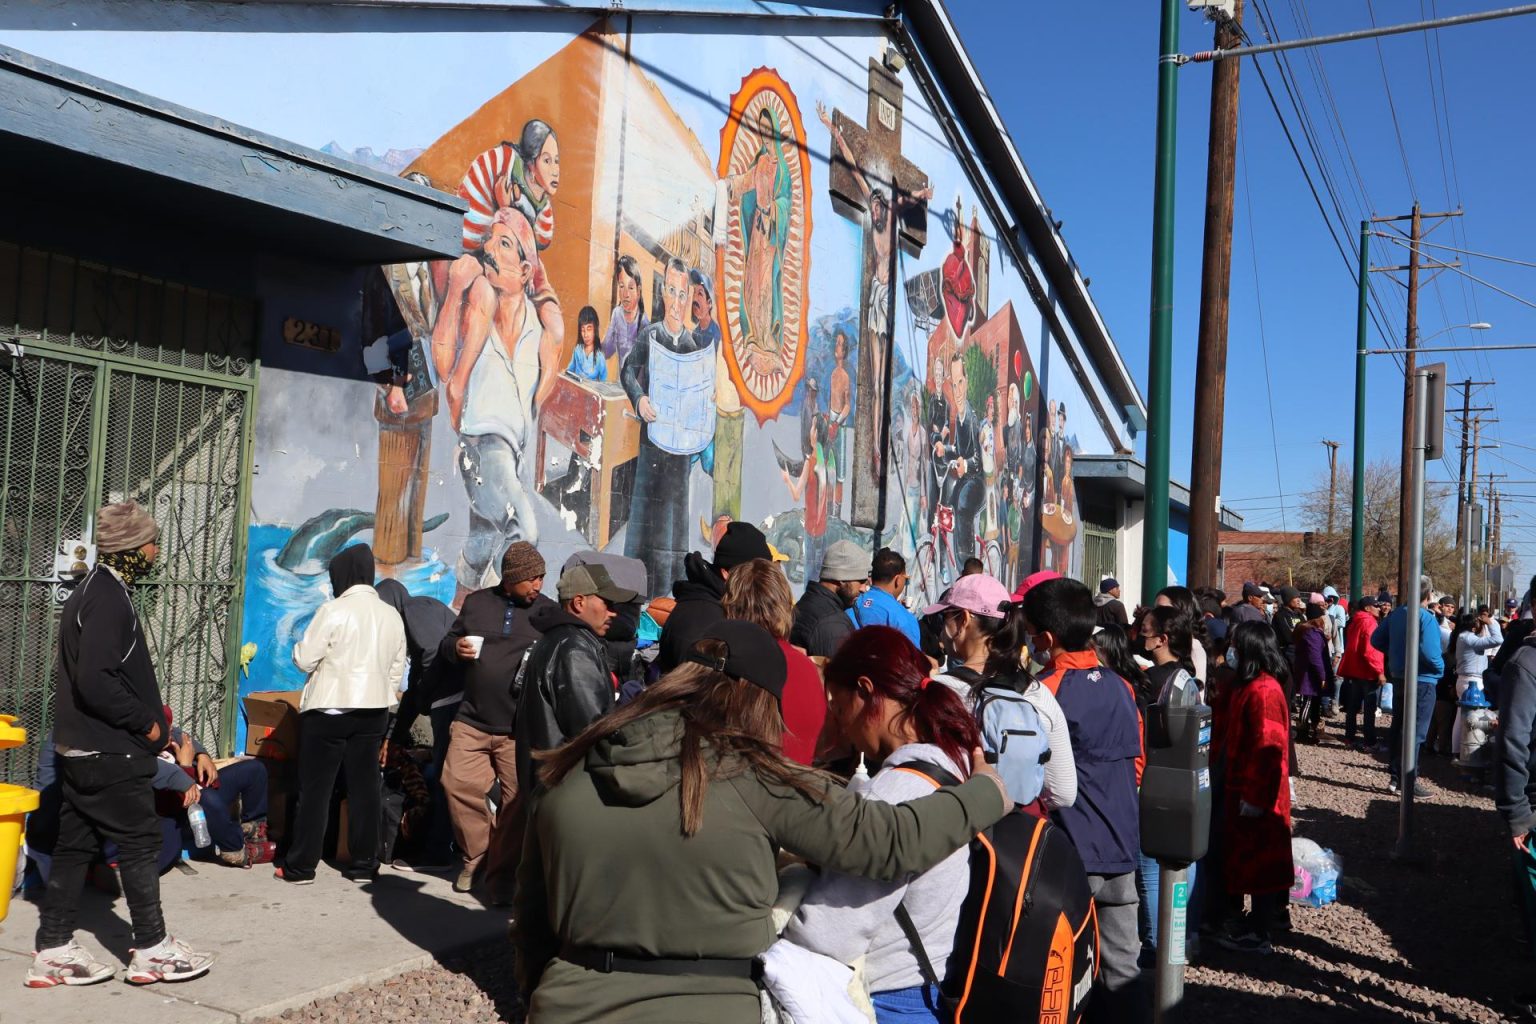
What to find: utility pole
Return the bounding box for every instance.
[1466,416,1482,608]
[1398,202,1422,606]
[1367,207,1461,600]
[1323,440,1341,535]
[1188,0,1243,591]
[1142,0,1180,613]
[1455,379,1472,554]
[1350,221,1370,605]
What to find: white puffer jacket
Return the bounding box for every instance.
[292,584,407,712]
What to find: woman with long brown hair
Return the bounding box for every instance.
[513,620,1008,1024]
[722,557,826,765]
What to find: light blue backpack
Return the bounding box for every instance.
[974,686,1051,807]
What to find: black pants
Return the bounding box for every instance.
[285,709,388,879]
[37,753,166,951]
[1341,677,1378,744]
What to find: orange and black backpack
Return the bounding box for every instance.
[895,761,1099,1024]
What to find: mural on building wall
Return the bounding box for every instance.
[213,16,1097,698]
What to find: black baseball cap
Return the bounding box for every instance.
[685,620,787,702]
[713,522,773,572]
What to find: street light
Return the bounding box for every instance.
[1421,322,1492,343]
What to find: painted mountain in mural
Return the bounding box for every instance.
[320,142,424,174]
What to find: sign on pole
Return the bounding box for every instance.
[1422,362,1447,461]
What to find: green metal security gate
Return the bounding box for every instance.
[0,242,257,784]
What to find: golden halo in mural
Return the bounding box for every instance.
[716,67,812,425]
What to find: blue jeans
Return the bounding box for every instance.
[1388,677,1437,779]
[1137,853,1197,964]
[872,983,944,1023]
[190,757,269,853]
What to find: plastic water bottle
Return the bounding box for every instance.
[186,803,212,848]
[847,753,872,796]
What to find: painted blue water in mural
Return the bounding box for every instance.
[235,523,455,749]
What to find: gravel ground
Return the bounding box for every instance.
[1187,712,1527,1023]
[260,711,1528,1024]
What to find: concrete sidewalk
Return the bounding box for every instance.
[0,860,511,1023]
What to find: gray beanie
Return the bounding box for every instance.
[819,540,871,583]
[96,501,160,554]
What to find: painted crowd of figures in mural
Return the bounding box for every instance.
[346,22,1081,611]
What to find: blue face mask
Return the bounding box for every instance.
[1225,647,1239,670]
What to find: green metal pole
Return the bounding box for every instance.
[1143,0,1181,608]
[1350,220,1369,604]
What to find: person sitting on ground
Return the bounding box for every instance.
[1022,577,1147,1023]
[791,539,869,658]
[1095,577,1130,627]
[847,547,921,647]
[722,558,827,767]
[277,544,406,885]
[780,627,985,1022]
[512,620,1009,1023]
[1212,622,1295,955]
[155,711,275,868]
[927,573,1077,812]
[657,521,774,672]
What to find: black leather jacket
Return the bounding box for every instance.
[514,605,615,794]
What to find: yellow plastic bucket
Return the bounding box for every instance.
[0,714,39,923]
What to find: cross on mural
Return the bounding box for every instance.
[819,58,931,528]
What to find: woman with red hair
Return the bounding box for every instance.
[783,626,981,1022]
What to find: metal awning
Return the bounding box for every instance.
[0,45,464,264]
[1074,454,1246,530]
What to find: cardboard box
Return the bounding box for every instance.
[243,690,303,759]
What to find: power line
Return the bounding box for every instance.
[1239,130,1290,533]
[1364,0,1419,197]
[1373,233,1536,270]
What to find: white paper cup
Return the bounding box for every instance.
[465,636,485,659]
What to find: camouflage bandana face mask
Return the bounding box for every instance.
[99,548,155,586]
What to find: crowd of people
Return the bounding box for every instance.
[22,498,1536,1022]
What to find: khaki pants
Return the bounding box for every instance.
[442,720,519,886]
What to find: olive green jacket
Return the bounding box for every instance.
[514,708,1006,1024]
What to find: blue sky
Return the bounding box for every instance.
[947,0,1536,578]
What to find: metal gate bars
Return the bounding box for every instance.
[0,242,257,784]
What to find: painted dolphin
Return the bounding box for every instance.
[275,508,449,575]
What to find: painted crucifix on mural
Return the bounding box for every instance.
[817,59,932,528]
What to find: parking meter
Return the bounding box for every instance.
[1139,703,1213,867]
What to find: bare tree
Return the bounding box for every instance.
[1251,459,1462,596]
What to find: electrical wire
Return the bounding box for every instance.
[1364,0,1420,197]
[1239,131,1290,533]
[1372,234,1536,271]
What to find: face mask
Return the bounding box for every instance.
[1225,647,1239,670]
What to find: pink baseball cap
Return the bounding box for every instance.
[922,573,1012,619]
[1012,569,1062,603]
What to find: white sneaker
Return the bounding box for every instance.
[123,936,214,985]
[25,941,115,988]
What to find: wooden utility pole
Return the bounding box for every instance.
[1455,379,1472,550]
[1322,439,1341,534]
[1187,0,1243,590]
[1397,202,1422,604]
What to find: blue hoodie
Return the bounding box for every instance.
[1371,604,1444,681]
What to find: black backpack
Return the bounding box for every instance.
[897,761,1099,1024]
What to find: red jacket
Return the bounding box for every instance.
[1338,609,1386,680]
[1220,672,1293,894]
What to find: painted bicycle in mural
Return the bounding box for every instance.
[913,500,1003,597]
